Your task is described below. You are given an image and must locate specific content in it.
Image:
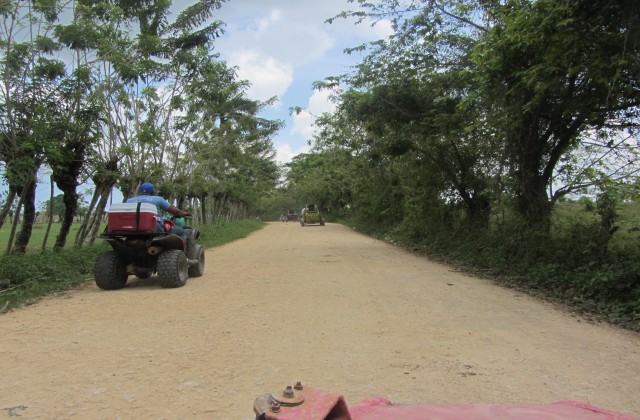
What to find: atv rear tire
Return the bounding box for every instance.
[157,249,188,288]
[95,251,128,290]
[188,245,205,277]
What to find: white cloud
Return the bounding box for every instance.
[291,110,316,139]
[291,89,337,139]
[228,50,293,103]
[256,9,283,32]
[308,89,338,115]
[213,1,387,104]
[276,142,310,164]
[361,17,395,39]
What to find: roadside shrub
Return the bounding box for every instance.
[196,219,264,248]
[578,196,596,212]
[0,244,107,311]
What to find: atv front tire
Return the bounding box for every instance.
[188,244,205,277]
[157,249,188,288]
[185,229,199,259]
[95,251,128,290]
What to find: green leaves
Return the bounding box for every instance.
[34,35,58,54]
[33,57,65,80]
[55,21,101,50]
[33,0,61,22]
[168,0,225,32]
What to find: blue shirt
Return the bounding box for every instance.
[126,195,171,220]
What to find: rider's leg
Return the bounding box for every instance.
[169,225,187,241]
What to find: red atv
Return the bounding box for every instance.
[94,203,205,290]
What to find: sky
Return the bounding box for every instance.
[208,0,393,164]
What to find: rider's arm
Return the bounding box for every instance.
[167,205,189,218]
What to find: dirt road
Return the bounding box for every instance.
[1,222,639,419]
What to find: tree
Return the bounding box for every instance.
[475,0,640,228]
[39,194,66,221]
[326,0,499,227]
[328,0,640,231]
[178,52,282,222]
[53,0,228,248]
[0,0,67,253]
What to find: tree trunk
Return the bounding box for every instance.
[219,193,229,220]
[200,193,207,225]
[13,180,37,254]
[515,169,552,231]
[596,192,618,260]
[76,185,110,246]
[76,157,119,246]
[0,186,17,230]
[74,185,101,247]
[54,187,79,251]
[5,189,24,255]
[457,187,492,228]
[86,189,111,246]
[42,174,55,252]
[52,141,86,250]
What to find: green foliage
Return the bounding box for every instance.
[196,218,264,248]
[578,196,595,212]
[33,0,62,22]
[473,0,640,223]
[38,194,66,220]
[0,244,107,312]
[2,0,276,253]
[169,1,225,32]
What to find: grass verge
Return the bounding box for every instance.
[0,219,265,313]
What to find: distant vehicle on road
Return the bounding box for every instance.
[300,204,324,227]
[286,209,298,222]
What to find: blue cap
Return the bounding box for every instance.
[139,182,155,194]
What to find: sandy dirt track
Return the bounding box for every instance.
[1,222,639,419]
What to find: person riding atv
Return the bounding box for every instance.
[94,182,204,290]
[126,182,189,242]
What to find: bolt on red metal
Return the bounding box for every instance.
[269,401,281,413]
[282,385,294,398]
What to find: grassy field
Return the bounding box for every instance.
[0,222,95,252]
[553,200,640,253]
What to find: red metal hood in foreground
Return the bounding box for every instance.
[254,383,637,420]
